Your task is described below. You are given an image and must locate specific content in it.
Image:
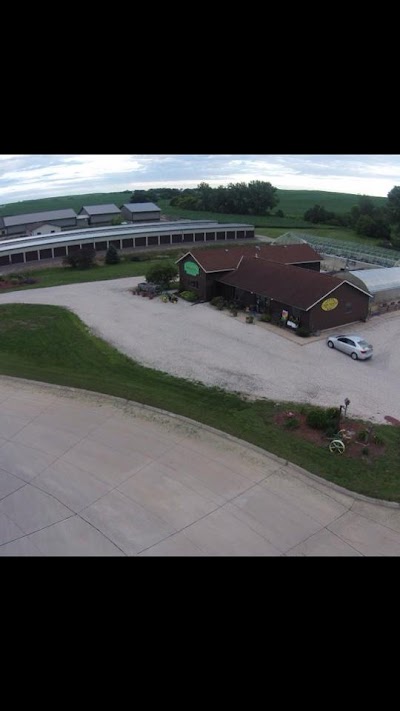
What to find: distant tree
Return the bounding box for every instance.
[274,209,285,218]
[111,215,123,225]
[387,186,400,225]
[145,261,177,288]
[63,247,96,269]
[355,214,389,239]
[246,180,279,215]
[130,190,158,203]
[358,196,375,216]
[304,204,335,224]
[105,244,120,265]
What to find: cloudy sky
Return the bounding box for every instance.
[0,154,399,205]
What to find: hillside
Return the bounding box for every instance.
[0,191,132,218]
[0,188,387,220]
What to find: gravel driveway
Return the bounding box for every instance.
[0,277,399,424]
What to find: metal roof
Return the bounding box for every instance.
[0,221,254,255]
[3,209,77,227]
[80,204,120,216]
[121,202,161,213]
[349,267,400,294]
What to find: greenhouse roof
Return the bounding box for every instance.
[349,267,400,294]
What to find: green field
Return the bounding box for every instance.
[0,303,399,502]
[0,187,386,222]
[275,189,386,216]
[0,191,132,218]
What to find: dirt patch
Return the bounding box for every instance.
[274,410,386,460]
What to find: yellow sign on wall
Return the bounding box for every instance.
[321,297,339,311]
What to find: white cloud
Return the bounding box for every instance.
[1,154,400,204]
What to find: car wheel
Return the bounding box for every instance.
[327,340,334,348]
[351,352,358,360]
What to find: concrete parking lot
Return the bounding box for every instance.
[1,377,400,556]
[0,277,399,424]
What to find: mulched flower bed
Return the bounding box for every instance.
[0,278,38,289]
[274,410,386,460]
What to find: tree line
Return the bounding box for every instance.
[128,183,400,249]
[303,187,400,247]
[130,182,280,217]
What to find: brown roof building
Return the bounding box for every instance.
[217,258,371,332]
[177,245,371,332]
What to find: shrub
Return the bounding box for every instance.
[211,296,225,308]
[130,255,141,262]
[357,429,369,443]
[306,406,339,432]
[246,315,254,324]
[230,309,238,317]
[105,244,120,265]
[145,261,178,288]
[373,432,385,446]
[259,313,271,322]
[362,446,370,456]
[180,290,198,302]
[63,247,96,269]
[297,326,310,337]
[285,417,300,430]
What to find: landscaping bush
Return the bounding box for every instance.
[180,290,198,302]
[210,296,225,308]
[259,313,271,322]
[63,247,96,269]
[145,261,177,288]
[362,446,370,456]
[130,255,141,262]
[105,244,120,265]
[306,406,340,432]
[296,326,310,337]
[285,417,300,430]
[246,315,254,324]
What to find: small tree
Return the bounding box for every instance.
[63,246,96,269]
[105,244,120,265]
[111,215,123,225]
[145,261,178,288]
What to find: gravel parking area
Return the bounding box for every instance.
[0,276,399,424]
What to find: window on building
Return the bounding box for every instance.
[345,302,352,313]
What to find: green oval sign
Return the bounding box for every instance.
[184,260,200,276]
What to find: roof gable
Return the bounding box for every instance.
[80,204,120,216]
[121,202,161,213]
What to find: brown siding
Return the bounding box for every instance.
[308,282,369,331]
[179,255,234,301]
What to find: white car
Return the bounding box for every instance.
[326,334,373,360]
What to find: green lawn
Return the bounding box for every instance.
[0,303,399,502]
[0,256,177,291]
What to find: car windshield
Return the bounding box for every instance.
[358,340,372,348]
